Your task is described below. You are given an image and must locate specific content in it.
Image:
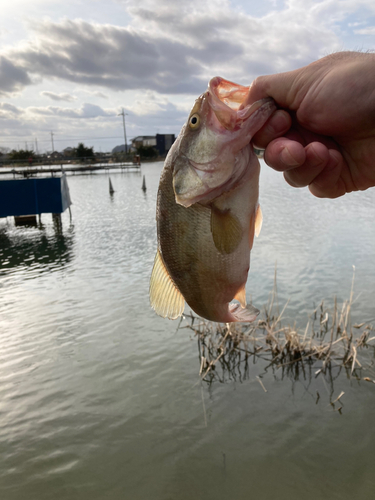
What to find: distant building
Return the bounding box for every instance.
[112,134,176,156]
[48,151,63,159]
[126,134,175,155]
[131,136,157,150]
[63,147,74,157]
[155,134,175,156]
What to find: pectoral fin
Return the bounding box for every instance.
[229,303,259,323]
[234,285,247,308]
[211,204,242,254]
[149,249,185,319]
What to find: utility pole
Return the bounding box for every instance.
[35,138,38,154]
[118,108,128,154]
[51,131,54,152]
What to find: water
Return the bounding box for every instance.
[0,162,374,500]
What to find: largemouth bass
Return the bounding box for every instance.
[150,77,275,323]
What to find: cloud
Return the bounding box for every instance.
[354,27,375,34]
[80,90,109,98]
[0,56,31,94]
[28,102,116,119]
[0,100,123,152]
[0,103,24,129]
[0,102,23,115]
[4,18,209,94]
[1,0,375,153]
[41,91,77,102]
[0,0,373,99]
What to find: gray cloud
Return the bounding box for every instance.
[8,19,209,94]
[28,102,116,119]
[81,90,109,98]
[0,0,374,154]
[0,106,186,156]
[0,102,23,114]
[0,14,248,96]
[0,0,374,101]
[0,56,31,94]
[41,91,77,102]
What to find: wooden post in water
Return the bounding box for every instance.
[109,177,115,195]
[142,175,146,192]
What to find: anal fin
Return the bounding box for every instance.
[149,249,185,320]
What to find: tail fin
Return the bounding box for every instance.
[229,303,259,323]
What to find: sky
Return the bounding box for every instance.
[0,0,374,154]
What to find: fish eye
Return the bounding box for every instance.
[189,113,200,130]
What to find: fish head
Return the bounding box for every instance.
[171,77,276,207]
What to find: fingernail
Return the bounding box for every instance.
[281,147,300,167]
[309,144,325,163]
[270,112,290,135]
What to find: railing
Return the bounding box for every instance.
[0,154,140,168]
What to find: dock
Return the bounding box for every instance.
[0,174,72,222]
[0,162,141,178]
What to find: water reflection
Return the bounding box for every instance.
[0,165,373,500]
[0,222,75,275]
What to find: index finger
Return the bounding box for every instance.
[245,70,301,109]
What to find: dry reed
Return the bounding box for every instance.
[180,270,375,395]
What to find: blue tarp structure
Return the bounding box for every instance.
[0,175,72,218]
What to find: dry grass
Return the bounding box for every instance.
[180,269,375,394]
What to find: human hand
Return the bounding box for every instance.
[245,51,375,198]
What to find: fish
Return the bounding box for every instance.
[150,76,276,323]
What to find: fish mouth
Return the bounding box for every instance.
[208,77,274,129]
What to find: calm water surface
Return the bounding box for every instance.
[0,161,374,499]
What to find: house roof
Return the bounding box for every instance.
[132,135,155,142]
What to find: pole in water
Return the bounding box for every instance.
[109,177,115,194]
[142,175,146,192]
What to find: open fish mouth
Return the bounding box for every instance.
[208,78,274,129]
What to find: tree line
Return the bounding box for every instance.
[3,142,159,161]
[6,143,94,161]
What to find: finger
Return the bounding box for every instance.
[246,70,302,109]
[283,142,330,187]
[252,110,292,149]
[264,137,306,172]
[308,150,347,198]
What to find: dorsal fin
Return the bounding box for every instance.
[211,204,242,254]
[149,249,185,319]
